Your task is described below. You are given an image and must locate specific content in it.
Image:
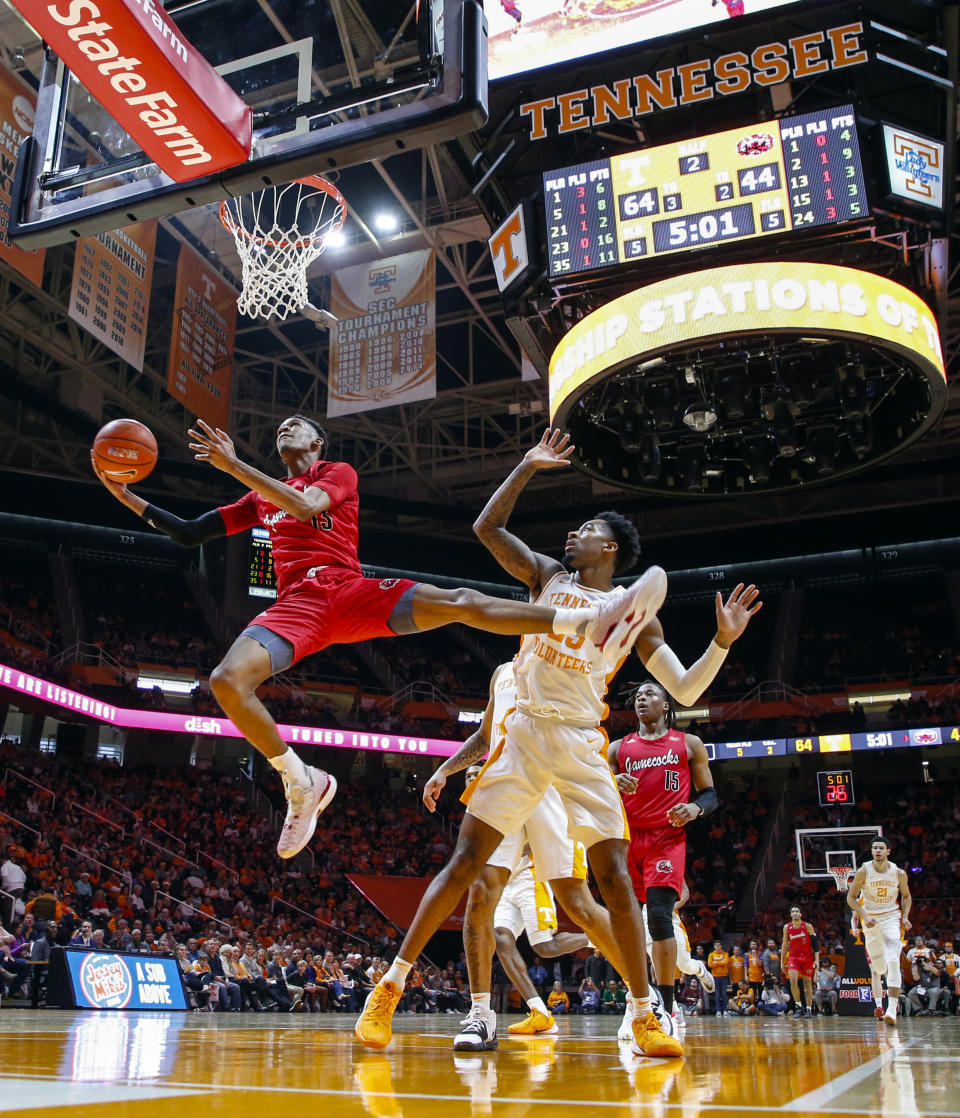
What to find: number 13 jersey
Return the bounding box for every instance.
[617,727,690,828]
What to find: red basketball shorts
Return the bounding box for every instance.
[626,824,686,901]
[788,955,814,978]
[251,568,416,662]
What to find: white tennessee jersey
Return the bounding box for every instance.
[514,571,623,724]
[859,859,902,917]
[490,661,518,743]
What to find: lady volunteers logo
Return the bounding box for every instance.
[78,952,134,1009]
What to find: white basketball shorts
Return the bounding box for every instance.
[863,910,904,988]
[486,783,588,883]
[493,865,558,949]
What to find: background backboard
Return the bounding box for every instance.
[796,825,884,880]
[10,0,486,247]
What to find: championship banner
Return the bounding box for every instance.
[327,249,436,418]
[8,0,251,182]
[0,68,45,285]
[167,244,236,430]
[68,223,156,370]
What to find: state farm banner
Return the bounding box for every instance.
[327,249,436,418]
[68,222,156,369]
[9,0,251,182]
[0,68,45,285]
[167,244,235,430]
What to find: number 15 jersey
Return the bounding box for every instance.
[617,727,690,829]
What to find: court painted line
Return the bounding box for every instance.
[0,1077,205,1112]
[781,1039,918,1112]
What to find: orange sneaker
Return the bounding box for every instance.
[508,1008,559,1036]
[355,981,404,1049]
[631,1010,684,1059]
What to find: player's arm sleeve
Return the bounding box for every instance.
[642,639,728,707]
[309,462,358,509]
[809,932,820,952]
[142,503,230,547]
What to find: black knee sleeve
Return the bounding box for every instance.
[646,886,678,942]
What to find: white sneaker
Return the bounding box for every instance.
[586,566,667,653]
[884,1006,898,1026]
[453,1005,498,1052]
[277,766,337,858]
[695,961,715,994]
[617,1000,637,1043]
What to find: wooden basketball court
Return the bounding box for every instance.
[1,1009,955,1117]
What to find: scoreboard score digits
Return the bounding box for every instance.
[817,770,855,806]
[544,105,867,276]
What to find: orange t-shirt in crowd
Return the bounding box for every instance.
[729,954,745,984]
[708,949,730,977]
[747,950,764,982]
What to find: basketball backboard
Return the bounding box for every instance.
[795,826,884,880]
[9,0,486,248]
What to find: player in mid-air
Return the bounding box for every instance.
[356,429,759,1058]
[847,837,912,1025]
[91,416,653,858]
[781,905,820,1017]
[609,679,718,1034]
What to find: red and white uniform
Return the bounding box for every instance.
[617,727,690,899]
[786,922,815,978]
[218,459,414,661]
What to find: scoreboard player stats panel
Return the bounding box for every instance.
[703,724,954,760]
[544,105,866,276]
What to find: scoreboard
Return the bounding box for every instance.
[817,770,855,806]
[544,104,867,276]
[248,527,276,599]
[703,724,954,760]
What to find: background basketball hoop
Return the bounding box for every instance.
[219,176,347,322]
[828,866,854,893]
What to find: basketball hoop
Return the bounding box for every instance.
[828,866,853,893]
[219,176,347,322]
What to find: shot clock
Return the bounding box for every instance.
[817,770,855,806]
[544,104,867,276]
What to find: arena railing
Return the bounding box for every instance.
[268,894,369,949]
[154,888,232,935]
[0,809,41,840]
[750,782,792,920]
[149,820,186,852]
[61,844,132,890]
[196,849,240,885]
[65,798,124,835]
[3,766,57,809]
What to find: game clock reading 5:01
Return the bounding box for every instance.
[543,105,867,276]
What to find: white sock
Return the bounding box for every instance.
[887,999,897,1018]
[552,606,595,636]
[528,996,548,1016]
[630,995,651,1017]
[383,957,413,988]
[472,992,492,1013]
[269,748,309,784]
[872,973,884,1004]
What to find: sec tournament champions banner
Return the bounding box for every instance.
[327,249,436,418]
[68,223,156,370]
[0,68,44,285]
[167,244,236,430]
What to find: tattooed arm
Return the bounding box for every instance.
[473,428,570,594]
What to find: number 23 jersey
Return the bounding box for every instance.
[617,727,690,829]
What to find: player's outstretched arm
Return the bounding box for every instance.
[91,452,226,547]
[473,428,570,592]
[188,418,332,523]
[634,584,762,707]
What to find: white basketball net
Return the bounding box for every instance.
[220,176,347,322]
[828,866,853,893]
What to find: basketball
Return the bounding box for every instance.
[92,419,158,484]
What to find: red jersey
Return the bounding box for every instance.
[786,922,814,965]
[616,727,690,829]
[218,460,361,595]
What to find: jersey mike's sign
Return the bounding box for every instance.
[520,22,868,142]
[11,0,251,181]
